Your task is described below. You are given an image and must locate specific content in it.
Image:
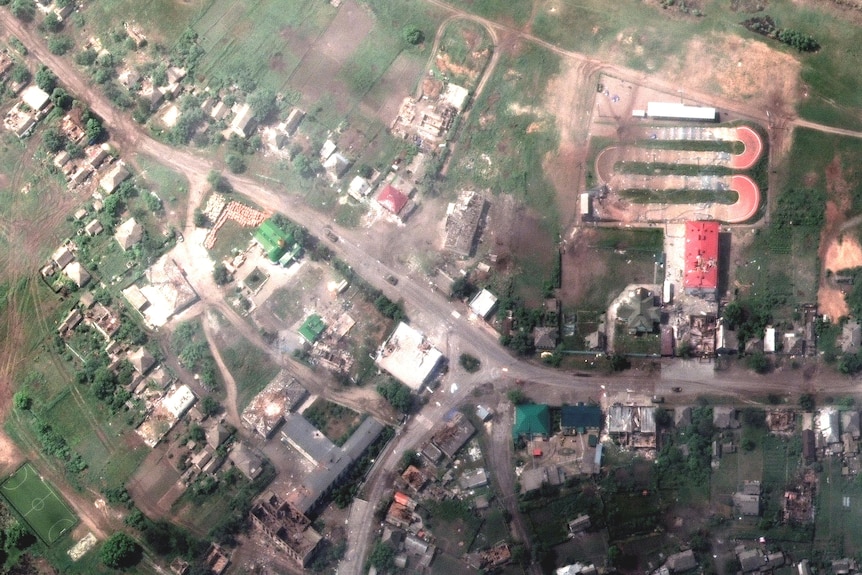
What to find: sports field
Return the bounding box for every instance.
[1,463,78,545]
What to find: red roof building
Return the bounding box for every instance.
[684,221,719,296]
[377,184,409,215]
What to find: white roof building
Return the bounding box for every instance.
[764,326,776,353]
[646,102,717,121]
[468,289,498,319]
[347,175,371,200]
[376,322,444,391]
[163,384,196,419]
[21,85,51,111]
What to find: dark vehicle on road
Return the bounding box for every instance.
[385,275,398,286]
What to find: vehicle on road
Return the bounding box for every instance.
[672,387,682,393]
[385,274,398,286]
[652,395,665,403]
[324,229,338,242]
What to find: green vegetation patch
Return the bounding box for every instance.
[220,337,280,412]
[1,463,78,545]
[617,162,733,178]
[446,0,531,27]
[302,399,363,446]
[620,188,738,205]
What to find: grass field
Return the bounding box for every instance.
[1,463,77,545]
[620,188,738,205]
[219,336,280,412]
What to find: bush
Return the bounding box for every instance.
[458,353,481,373]
[35,66,57,92]
[377,379,412,413]
[401,25,424,45]
[225,153,246,174]
[13,390,32,410]
[213,264,231,286]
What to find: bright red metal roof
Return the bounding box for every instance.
[377,184,408,215]
[684,221,719,290]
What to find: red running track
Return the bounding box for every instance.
[730,126,763,170]
[725,175,760,223]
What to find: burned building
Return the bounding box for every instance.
[250,493,322,567]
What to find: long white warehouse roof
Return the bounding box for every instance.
[646,101,716,120]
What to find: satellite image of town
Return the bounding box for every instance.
[0,0,861,574]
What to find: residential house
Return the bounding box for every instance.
[468,289,497,320]
[377,184,409,216]
[127,347,155,375]
[228,442,263,480]
[616,287,660,335]
[114,217,143,251]
[63,262,91,288]
[100,163,130,195]
[666,550,697,573]
[322,152,350,181]
[533,326,558,350]
[85,219,104,237]
[561,403,602,435]
[513,404,551,440]
[229,103,255,138]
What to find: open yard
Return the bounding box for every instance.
[560,227,663,310]
[302,399,363,446]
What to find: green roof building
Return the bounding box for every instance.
[254,219,294,262]
[299,314,326,344]
[513,404,551,440]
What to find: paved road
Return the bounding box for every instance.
[4,6,862,575]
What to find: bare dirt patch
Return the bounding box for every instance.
[559,227,607,306]
[671,32,800,108]
[818,156,855,317]
[314,0,375,64]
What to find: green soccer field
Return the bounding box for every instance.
[1,463,78,545]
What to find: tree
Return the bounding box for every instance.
[799,393,815,412]
[51,87,72,109]
[200,396,221,417]
[654,407,672,428]
[247,88,277,121]
[193,209,208,228]
[507,388,528,405]
[48,35,74,55]
[13,390,32,410]
[11,0,35,21]
[41,11,60,32]
[7,523,35,549]
[369,541,395,571]
[722,301,744,329]
[42,126,65,153]
[401,25,424,45]
[100,532,142,569]
[213,264,231,286]
[747,352,770,374]
[458,353,481,373]
[86,117,104,143]
[292,153,315,179]
[225,153,246,174]
[75,48,98,66]
[377,380,412,413]
[451,276,475,300]
[742,438,756,451]
[207,170,232,193]
[609,354,630,372]
[10,64,29,84]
